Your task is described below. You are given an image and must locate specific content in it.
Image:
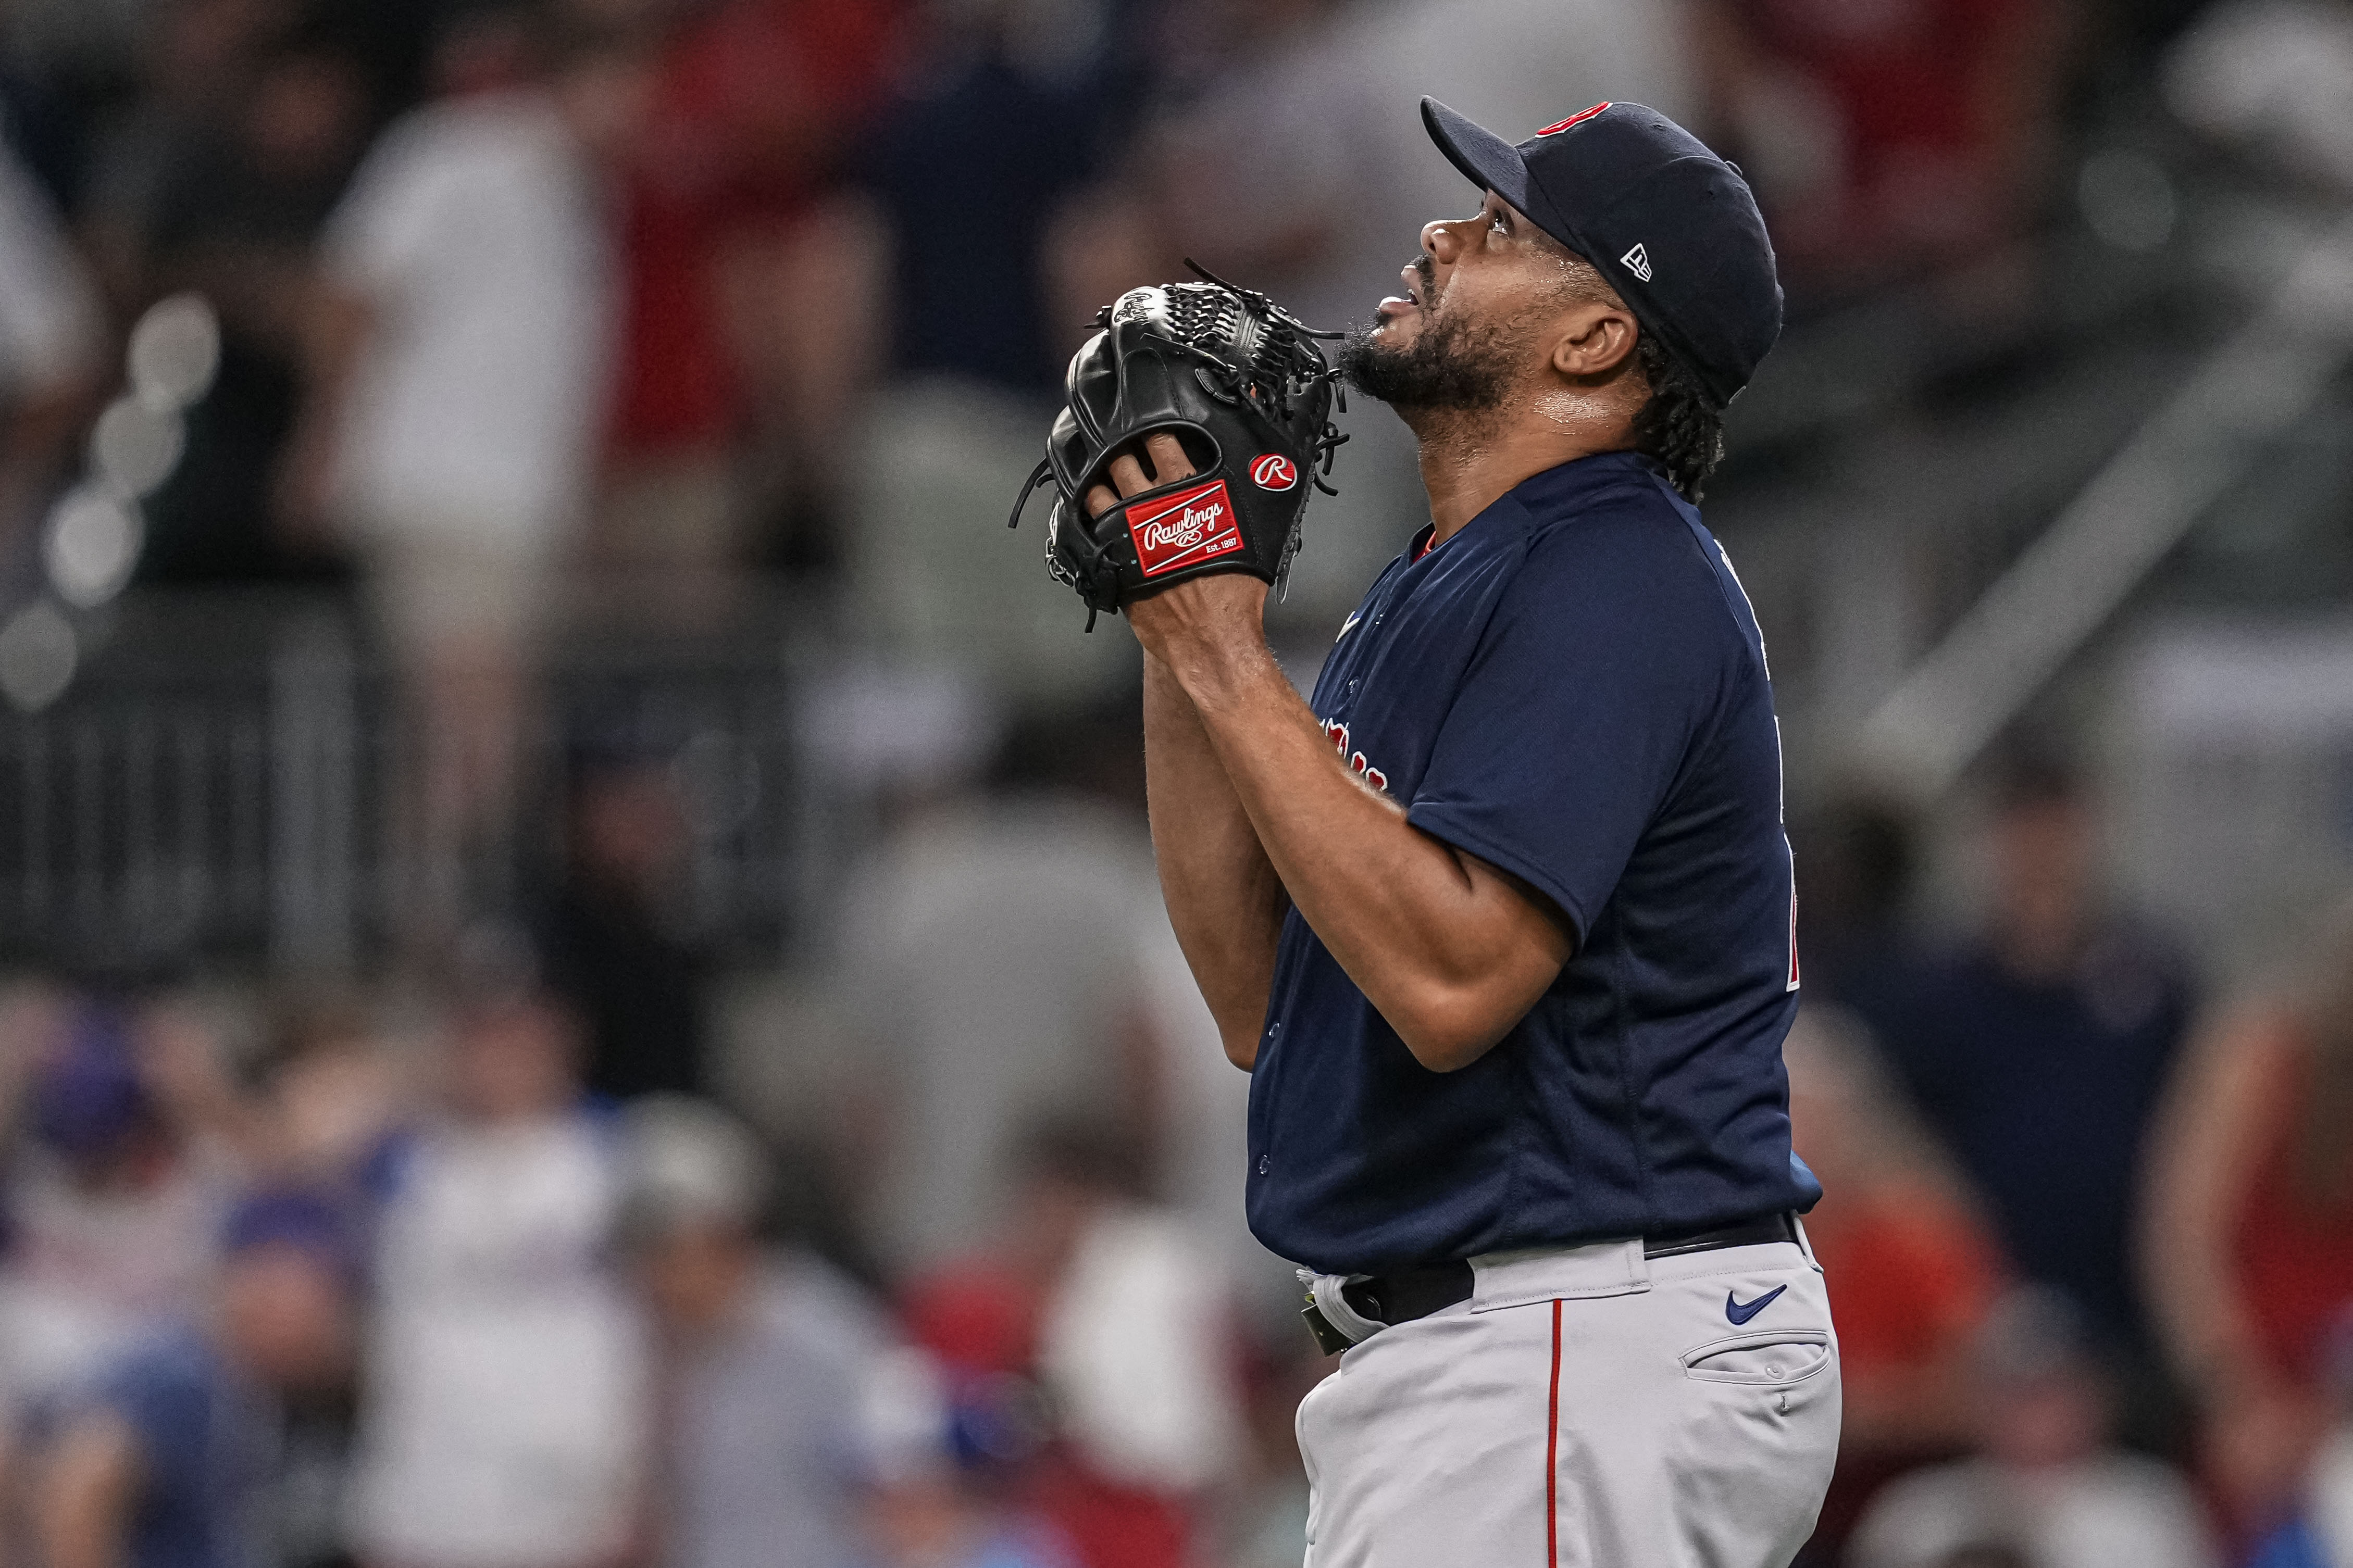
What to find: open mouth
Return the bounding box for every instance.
[1377,264,1426,321]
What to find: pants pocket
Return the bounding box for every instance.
[1679,1328,1834,1386]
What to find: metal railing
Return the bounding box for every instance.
[0,590,810,975]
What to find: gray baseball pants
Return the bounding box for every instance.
[1297,1228,1841,1567]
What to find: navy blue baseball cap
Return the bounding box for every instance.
[1421,97,1782,408]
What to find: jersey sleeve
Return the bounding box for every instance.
[1404,512,1744,943]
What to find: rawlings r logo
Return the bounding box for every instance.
[1250,454,1299,491]
[1129,480,1242,577]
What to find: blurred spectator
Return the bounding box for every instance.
[345,951,645,1568]
[78,0,348,308]
[1791,795,1927,1046]
[1845,1286,2218,1568]
[864,1471,1079,1568]
[33,1190,363,1568]
[1691,0,2077,297]
[0,135,102,558]
[538,731,707,1102]
[902,1120,1243,1568]
[593,0,897,597]
[127,17,372,583]
[1873,753,2195,1367]
[847,0,1143,705]
[1783,1007,2004,1552]
[0,995,243,1438]
[869,0,1132,397]
[859,1348,1079,1568]
[613,1096,882,1568]
[249,1001,409,1194]
[2142,895,2353,1536]
[289,9,641,935]
[842,703,1160,1269]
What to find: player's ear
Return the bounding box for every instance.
[1549,303,1639,381]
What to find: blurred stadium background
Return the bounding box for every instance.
[0,0,2351,1565]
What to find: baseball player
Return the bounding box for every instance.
[1084,101,1837,1564]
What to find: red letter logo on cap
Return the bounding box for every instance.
[1250,454,1298,491]
[1536,102,1611,136]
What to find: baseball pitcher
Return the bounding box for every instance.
[1012,97,1837,1567]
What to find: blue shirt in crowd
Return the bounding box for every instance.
[89,1328,279,1568]
[1879,927,2193,1339]
[1247,450,1819,1273]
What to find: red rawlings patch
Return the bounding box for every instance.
[1129,479,1242,578]
[1536,102,1611,136]
[1250,453,1299,491]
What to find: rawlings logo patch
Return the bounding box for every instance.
[1250,454,1299,491]
[1536,102,1610,136]
[1130,480,1242,576]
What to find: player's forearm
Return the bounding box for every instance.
[1143,653,1288,1068]
[1161,634,1562,1070]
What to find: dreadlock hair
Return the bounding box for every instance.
[1630,332,1725,504]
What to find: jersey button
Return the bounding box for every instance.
[1256,1155,1270,1175]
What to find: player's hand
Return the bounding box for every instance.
[1086,433,1269,663]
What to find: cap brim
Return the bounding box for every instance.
[1421,98,1541,221]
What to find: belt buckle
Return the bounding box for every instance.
[1301,1300,1357,1356]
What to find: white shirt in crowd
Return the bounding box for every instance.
[321,88,611,547]
[666,1258,888,1568]
[347,1110,646,1568]
[1847,1452,2220,1568]
[1039,1202,1247,1494]
[0,1143,234,1426]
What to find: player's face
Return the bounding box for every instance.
[1342,191,1580,416]
[1372,191,1560,349]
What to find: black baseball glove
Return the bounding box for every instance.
[1007,267,1346,631]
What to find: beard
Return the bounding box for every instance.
[1338,303,1522,416]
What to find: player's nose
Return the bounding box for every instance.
[1420,219,1459,261]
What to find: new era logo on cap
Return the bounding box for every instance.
[1620,242,1652,283]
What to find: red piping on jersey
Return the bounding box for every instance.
[1546,1298,1563,1567]
[1411,524,1438,563]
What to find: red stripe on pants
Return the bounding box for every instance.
[1546,1298,1563,1567]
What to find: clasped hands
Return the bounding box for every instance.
[1084,432,1271,670]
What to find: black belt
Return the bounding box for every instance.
[1316,1212,1800,1350]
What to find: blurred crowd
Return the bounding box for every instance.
[1,0,2350,1566]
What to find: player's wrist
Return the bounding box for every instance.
[1155,620,1279,713]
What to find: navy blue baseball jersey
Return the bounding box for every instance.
[1246,449,1819,1273]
